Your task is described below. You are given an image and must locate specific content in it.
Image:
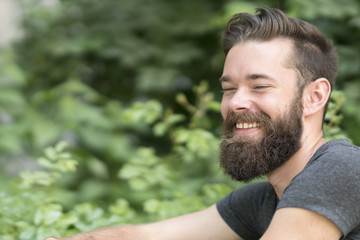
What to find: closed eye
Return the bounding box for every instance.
[254,85,270,90]
[221,88,236,93]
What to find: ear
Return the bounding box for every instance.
[303,78,331,118]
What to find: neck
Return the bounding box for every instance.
[267,133,326,199]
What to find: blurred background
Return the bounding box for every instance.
[0,0,359,238]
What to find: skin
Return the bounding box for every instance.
[46,38,341,240]
[46,205,240,240]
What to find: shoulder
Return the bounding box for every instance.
[314,139,360,162]
[278,139,360,237]
[281,140,360,198]
[302,139,360,177]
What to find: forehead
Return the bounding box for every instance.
[222,38,297,84]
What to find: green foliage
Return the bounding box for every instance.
[0,0,359,238]
[324,90,349,141]
[0,82,348,238]
[0,90,236,239]
[0,142,80,239]
[118,147,171,191]
[342,81,360,143]
[20,142,78,188]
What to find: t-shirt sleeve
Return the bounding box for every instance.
[216,182,277,240]
[277,144,360,237]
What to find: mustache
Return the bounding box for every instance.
[222,111,273,138]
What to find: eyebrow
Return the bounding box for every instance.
[219,73,277,83]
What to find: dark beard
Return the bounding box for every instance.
[219,98,303,182]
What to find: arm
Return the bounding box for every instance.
[46,225,148,240]
[46,204,242,240]
[260,207,342,240]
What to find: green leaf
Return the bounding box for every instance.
[122,100,163,125]
[34,204,63,226]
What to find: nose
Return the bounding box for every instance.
[228,89,252,113]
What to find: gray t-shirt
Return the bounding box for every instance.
[216,139,360,239]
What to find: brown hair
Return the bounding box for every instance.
[222,8,338,116]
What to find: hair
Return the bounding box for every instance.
[222,8,338,118]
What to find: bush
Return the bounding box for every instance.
[0,83,239,239]
[0,83,348,239]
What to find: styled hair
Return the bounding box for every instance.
[222,8,338,116]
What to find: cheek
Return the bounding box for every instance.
[220,98,229,119]
[259,92,283,110]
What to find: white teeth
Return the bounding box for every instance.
[236,122,260,129]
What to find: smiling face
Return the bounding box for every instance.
[220,38,299,130]
[219,38,304,181]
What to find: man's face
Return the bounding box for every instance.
[219,39,304,181]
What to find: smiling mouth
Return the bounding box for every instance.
[236,122,260,129]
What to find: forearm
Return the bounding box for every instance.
[46,205,234,240]
[46,224,148,240]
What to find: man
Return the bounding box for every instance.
[47,8,360,240]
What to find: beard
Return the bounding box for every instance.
[219,97,304,182]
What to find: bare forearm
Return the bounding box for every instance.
[46,205,233,240]
[46,225,147,240]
